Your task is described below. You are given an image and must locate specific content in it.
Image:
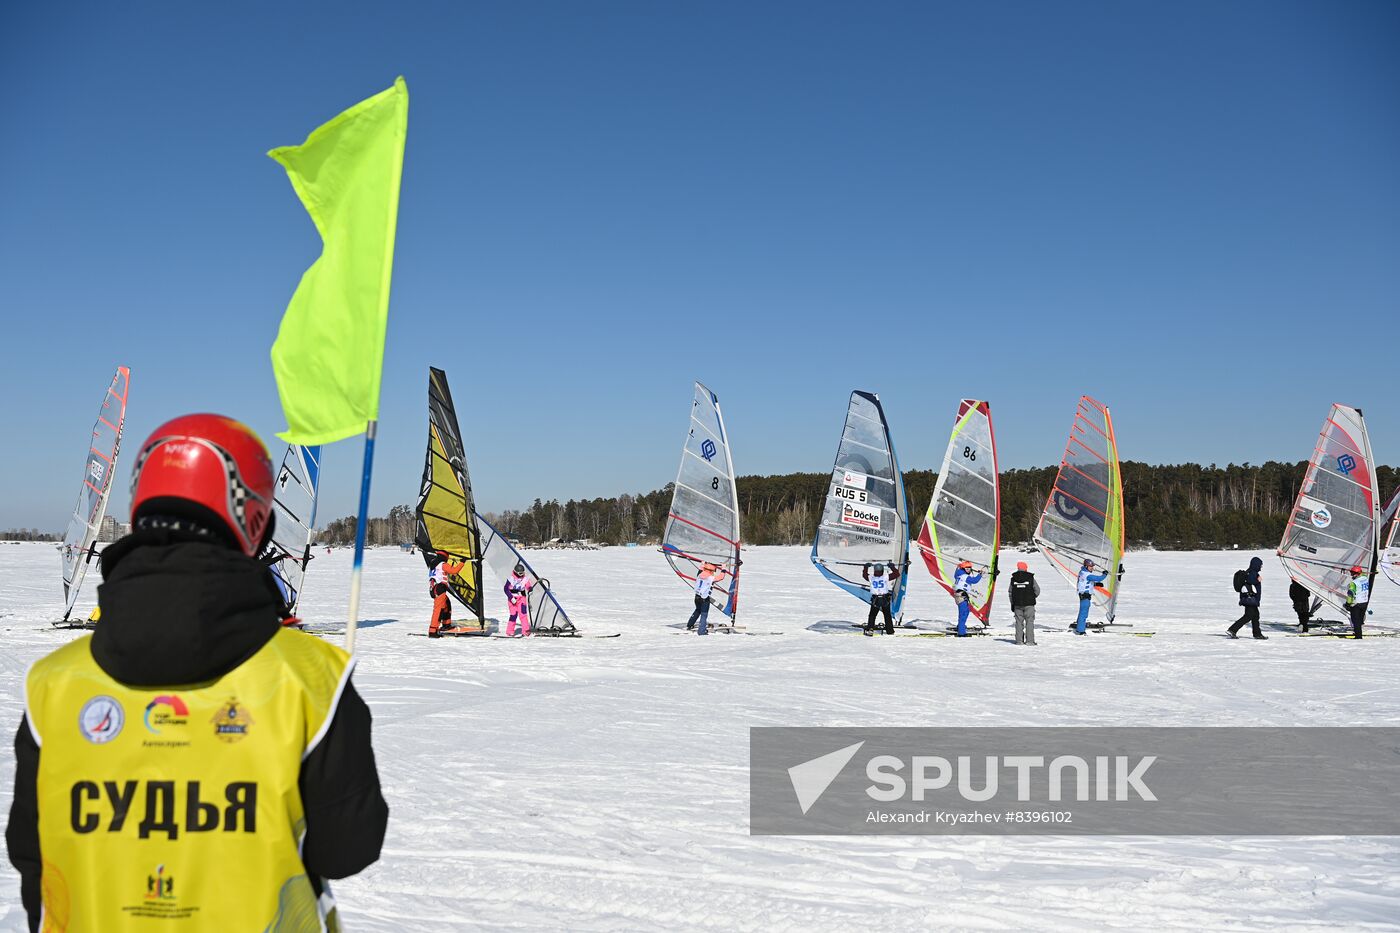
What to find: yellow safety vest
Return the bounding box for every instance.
[25,628,353,932]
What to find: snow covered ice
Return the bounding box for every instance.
[2,541,1399,931]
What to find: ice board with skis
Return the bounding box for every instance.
[661,381,742,625]
[414,367,486,633]
[915,399,1000,624]
[1277,404,1381,616]
[265,443,322,618]
[811,390,911,617]
[58,365,130,626]
[1033,395,1125,624]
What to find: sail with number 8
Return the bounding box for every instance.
[1033,396,1125,623]
[916,399,1000,623]
[1278,404,1381,615]
[662,382,742,622]
[811,390,910,615]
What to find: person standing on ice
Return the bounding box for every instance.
[1345,565,1370,639]
[951,560,983,637]
[862,562,900,635]
[504,562,533,637]
[5,414,387,932]
[1289,579,1315,632]
[1008,560,1040,645]
[1073,558,1110,635]
[1227,556,1266,639]
[427,549,466,637]
[686,562,730,635]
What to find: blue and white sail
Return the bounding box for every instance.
[475,511,575,634]
[662,382,742,620]
[811,390,910,614]
[267,444,322,615]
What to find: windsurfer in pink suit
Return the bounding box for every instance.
[504,563,532,637]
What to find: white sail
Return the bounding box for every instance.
[1279,404,1381,614]
[662,382,742,618]
[267,445,322,614]
[811,390,910,614]
[1033,396,1125,622]
[476,512,575,634]
[60,366,130,619]
[916,399,1001,622]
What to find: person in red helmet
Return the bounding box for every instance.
[1345,564,1371,639]
[5,414,387,932]
[427,549,467,637]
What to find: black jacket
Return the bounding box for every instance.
[1239,556,1263,607]
[5,531,389,931]
[1289,580,1313,615]
[1007,570,1039,608]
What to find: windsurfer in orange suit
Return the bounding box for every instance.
[427,550,465,637]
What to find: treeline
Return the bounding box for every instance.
[0,529,60,541]
[316,462,1398,551]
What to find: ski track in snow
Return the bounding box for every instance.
[1,542,1398,932]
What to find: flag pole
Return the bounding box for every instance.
[346,419,378,654]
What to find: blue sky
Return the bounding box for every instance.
[1,1,1397,529]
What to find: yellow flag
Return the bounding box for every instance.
[269,77,408,445]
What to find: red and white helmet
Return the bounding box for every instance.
[129,414,275,557]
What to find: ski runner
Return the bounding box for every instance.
[952,560,983,637]
[427,549,466,637]
[862,562,900,635]
[1073,558,1110,635]
[5,414,387,931]
[1346,565,1370,639]
[504,562,533,637]
[686,562,730,636]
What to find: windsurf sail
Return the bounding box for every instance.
[266,444,322,615]
[1278,404,1381,614]
[916,399,1000,623]
[476,512,575,634]
[811,390,910,614]
[1033,396,1125,622]
[1382,489,1400,587]
[414,367,484,623]
[661,382,742,619]
[60,366,130,620]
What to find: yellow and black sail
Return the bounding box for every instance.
[415,367,484,621]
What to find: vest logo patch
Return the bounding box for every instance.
[144,695,189,734]
[79,695,125,744]
[211,698,254,743]
[146,864,175,901]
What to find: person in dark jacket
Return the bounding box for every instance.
[1289,579,1315,632]
[1228,556,1266,639]
[1007,560,1040,645]
[6,414,388,932]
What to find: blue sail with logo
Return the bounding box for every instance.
[810,390,911,616]
[662,382,742,621]
[267,444,322,615]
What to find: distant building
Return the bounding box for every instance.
[97,517,131,543]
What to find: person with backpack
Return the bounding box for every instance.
[1007,561,1040,645]
[1228,556,1266,639]
[1289,579,1315,632]
[862,562,900,635]
[5,414,387,932]
[1345,565,1370,639]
